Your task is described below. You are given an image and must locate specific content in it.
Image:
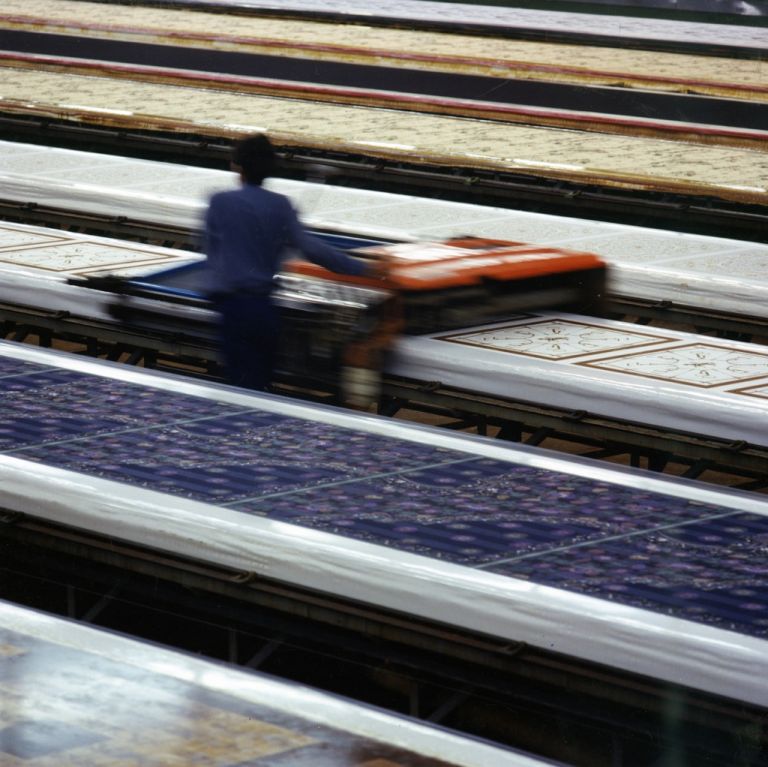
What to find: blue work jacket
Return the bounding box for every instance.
[203,183,368,296]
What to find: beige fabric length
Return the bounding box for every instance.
[2,0,766,100]
[2,65,766,205]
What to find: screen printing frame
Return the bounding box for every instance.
[0,341,767,710]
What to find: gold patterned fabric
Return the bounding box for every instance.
[2,65,766,205]
[2,0,766,100]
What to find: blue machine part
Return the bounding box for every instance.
[126,231,386,300]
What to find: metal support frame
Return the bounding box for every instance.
[245,637,285,670]
[427,689,472,724]
[1,510,764,766]
[378,378,768,488]
[606,298,768,343]
[0,303,219,380]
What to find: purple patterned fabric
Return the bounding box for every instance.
[2,355,767,639]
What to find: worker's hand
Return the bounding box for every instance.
[366,257,392,282]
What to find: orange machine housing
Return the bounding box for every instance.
[286,236,607,332]
[282,236,607,407]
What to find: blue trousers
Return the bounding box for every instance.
[214,293,281,391]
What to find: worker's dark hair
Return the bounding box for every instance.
[231,133,276,184]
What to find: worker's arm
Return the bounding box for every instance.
[285,204,373,277]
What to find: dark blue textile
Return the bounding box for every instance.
[214,292,280,391]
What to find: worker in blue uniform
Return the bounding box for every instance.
[203,133,375,391]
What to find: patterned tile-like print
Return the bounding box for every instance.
[0,629,452,766]
[1,353,766,639]
[0,364,248,450]
[0,222,199,277]
[654,249,768,278]
[345,203,510,237]
[486,513,768,637]
[0,149,126,176]
[440,320,671,359]
[736,383,768,400]
[0,241,180,272]
[582,343,768,388]
[0,358,55,379]
[419,216,614,246]
[50,162,200,189]
[550,229,744,264]
[0,226,65,250]
[0,146,223,194]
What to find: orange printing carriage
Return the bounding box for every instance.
[287,237,605,320]
[284,237,607,406]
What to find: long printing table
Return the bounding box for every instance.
[0,599,544,766]
[2,0,765,144]
[1,341,767,710]
[0,59,765,214]
[1,219,767,452]
[3,149,768,481]
[2,142,768,335]
[389,314,768,449]
[116,0,768,53]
